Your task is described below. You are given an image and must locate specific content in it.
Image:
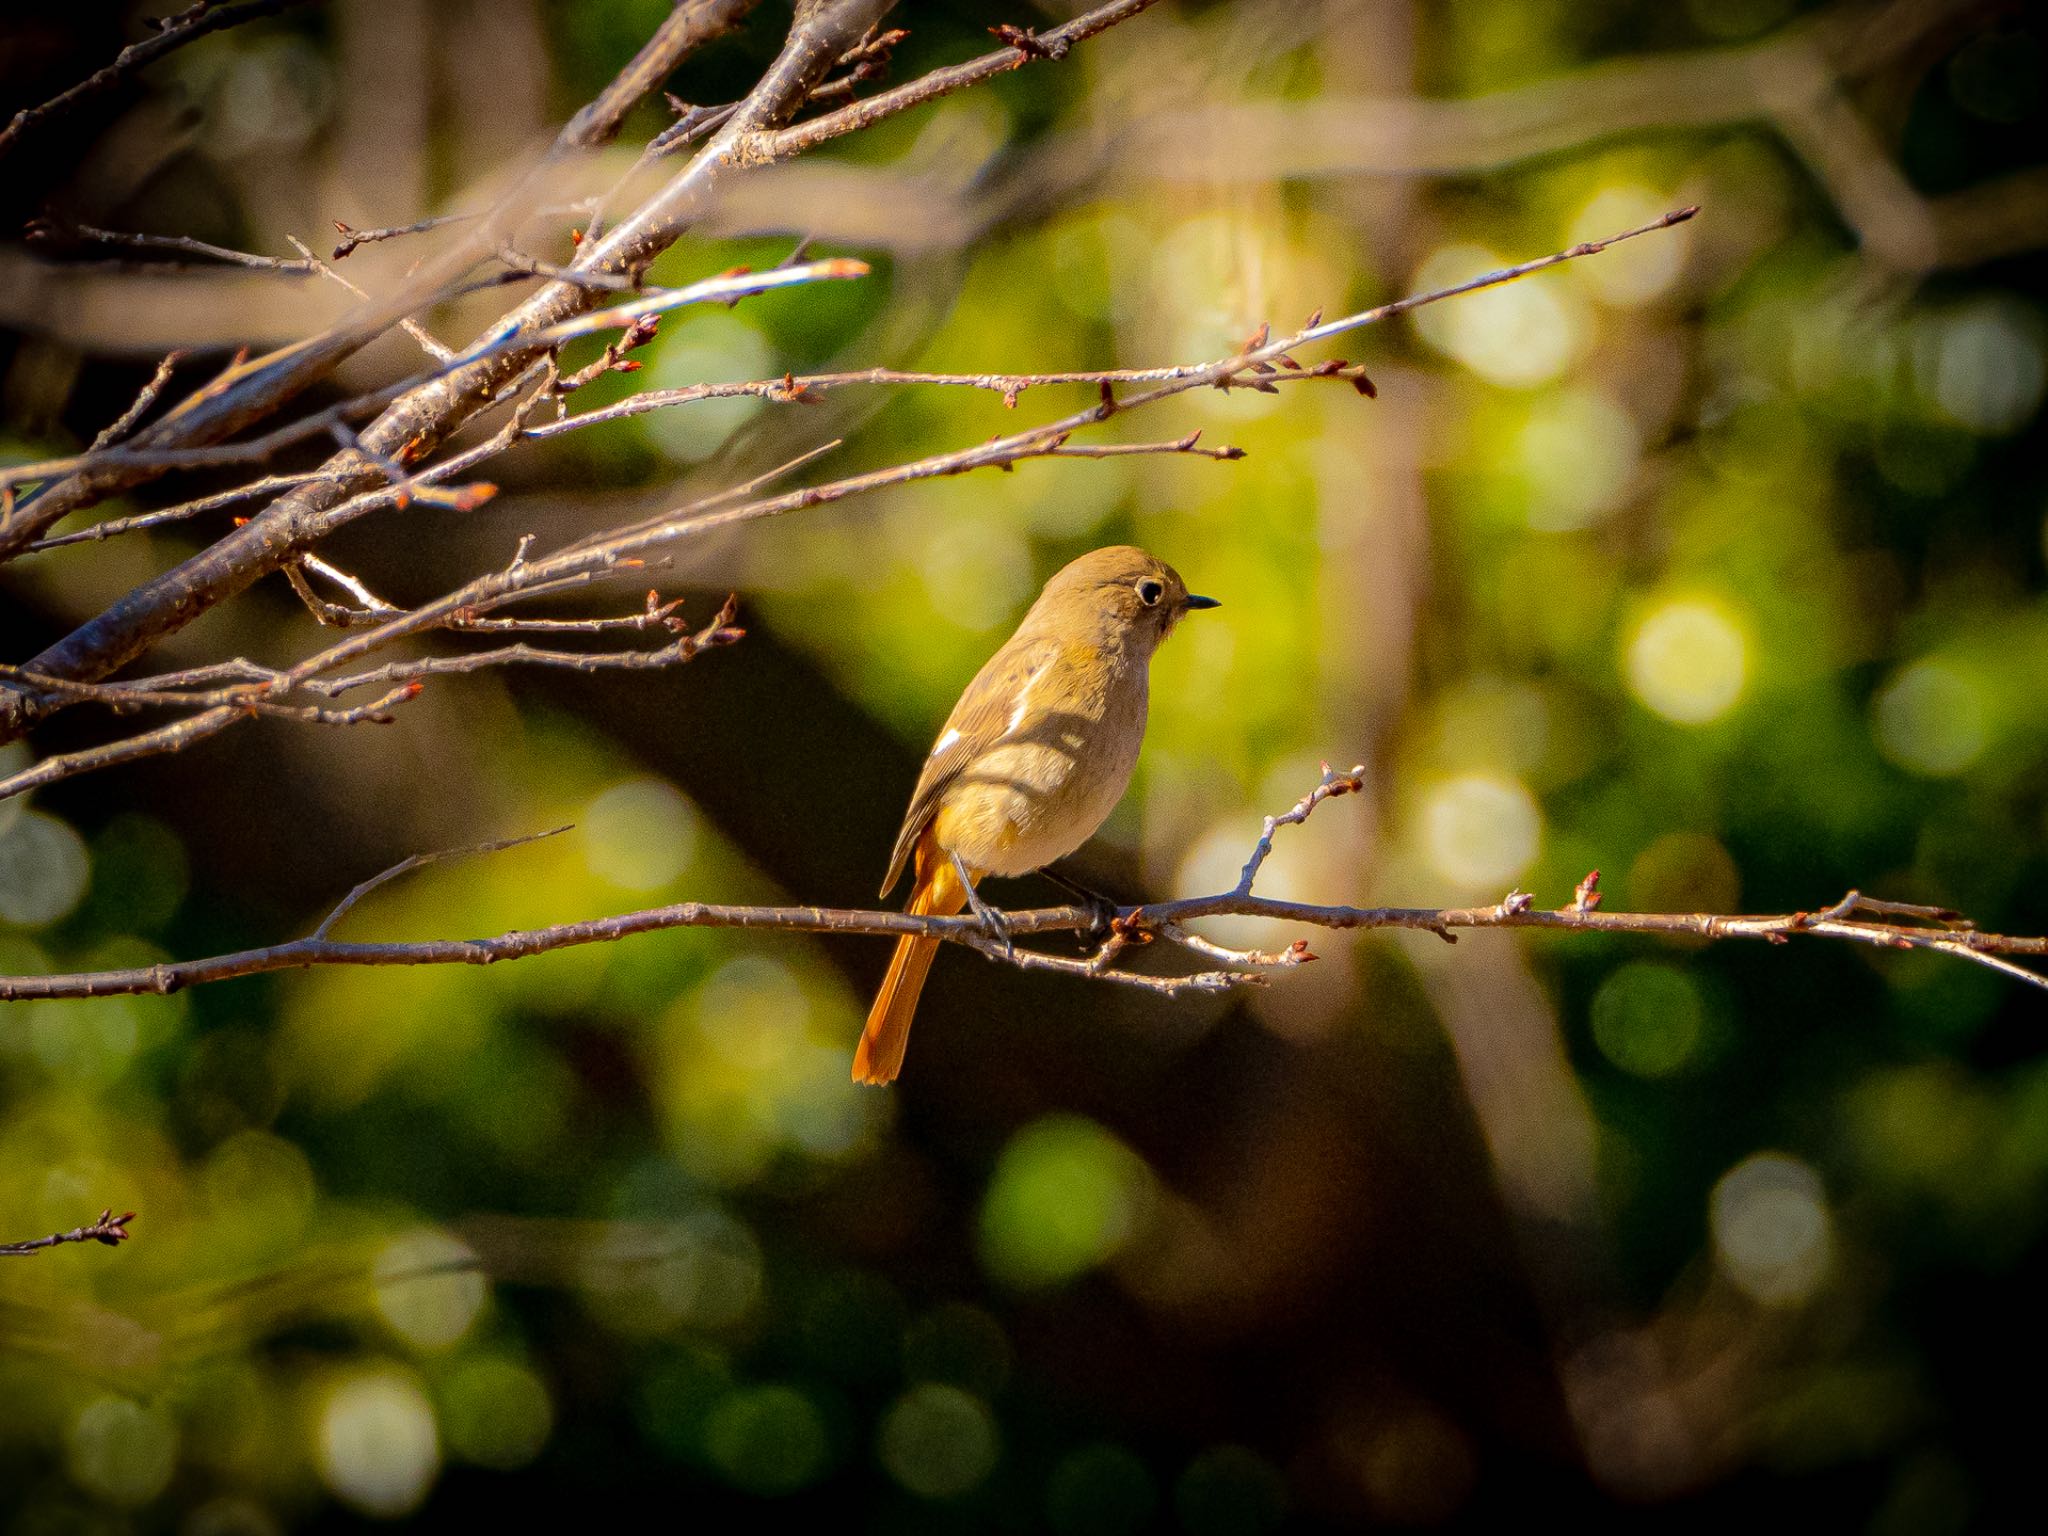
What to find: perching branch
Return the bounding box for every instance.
[0,1210,136,1256]
[3,764,2040,1005]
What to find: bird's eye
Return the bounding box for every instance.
[1136,579,1164,606]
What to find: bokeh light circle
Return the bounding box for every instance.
[705,1384,830,1496]
[1709,1152,1833,1307]
[1420,774,1542,891]
[69,1396,178,1507]
[441,1356,553,1470]
[372,1229,487,1351]
[1590,963,1704,1078]
[584,778,699,891]
[0,809,91,927]
[878,1384,999,1499]
[1873,660,1990,778]
[1624,598,1749,724]
[315,1370,441,1518]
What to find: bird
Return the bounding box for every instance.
[855,545,1220,1084]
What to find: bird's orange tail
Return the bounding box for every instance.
[855,839,968,1085]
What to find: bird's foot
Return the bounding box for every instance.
[953,853,1015,961]
[1040,865,1122,939]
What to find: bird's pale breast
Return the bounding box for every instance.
[932,640,1148,878]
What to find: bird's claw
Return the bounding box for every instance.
[968,892,1015,961]
[952,856,1015,962]
[1082,893,1120,939]
[1039,865,1122,940]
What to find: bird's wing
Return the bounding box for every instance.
[879,633,1063,898]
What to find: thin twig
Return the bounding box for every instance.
[519,359,1370,440]
[0,666,423,724]
[0,260,869,491]
[88,352,185,452]
[0,1210,136,1257]
[286,236,453,363]
[314,827,573,939]
[0,597,741,801]
[332,211,477,260]
[25,218,319,275]
[495,244,645,293]
[742,0,1164,160]
[1044,431,1245,461]
[0,0,322,163]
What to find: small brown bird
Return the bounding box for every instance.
[855,545,1219,1084]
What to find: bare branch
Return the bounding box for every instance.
[0,665,423,724]
[332,211,475,260]
[743,0,1164,162]
[0,0,322,164]
[285,237,454,363]
[0,597,742,801]
[1043,431,1245,462]
[0,259,866,494]
[564,0,765,148]
[519,358,1372,440]
[0,211,1686,800]
[0,0,778,563]
[25,218,320,275]
[0,1210,136,1257]
[88,352,186,452]
[314,827,573,940]
[0,0,1174,721]
[5,763,2041,1004]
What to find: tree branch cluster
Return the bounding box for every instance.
[2,2,2043,1272]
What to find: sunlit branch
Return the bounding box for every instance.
[0,597,743,802]
[3,764,2040,1005]
[0,0,773,563]
[0,0,1160,727]
[741,0,1164,162]
[0,210,1687,802]
[0,260,868,495]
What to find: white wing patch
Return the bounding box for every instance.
[929,726,962,758]
[1001,662,1045,739]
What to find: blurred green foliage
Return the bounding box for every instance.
[3,0,2048,1529]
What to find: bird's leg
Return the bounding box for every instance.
[952,851,1014,961]
[1040,864,1122,938]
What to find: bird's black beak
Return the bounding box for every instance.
[1184,594,1221,610]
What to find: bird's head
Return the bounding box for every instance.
[1030,544,1220,654]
